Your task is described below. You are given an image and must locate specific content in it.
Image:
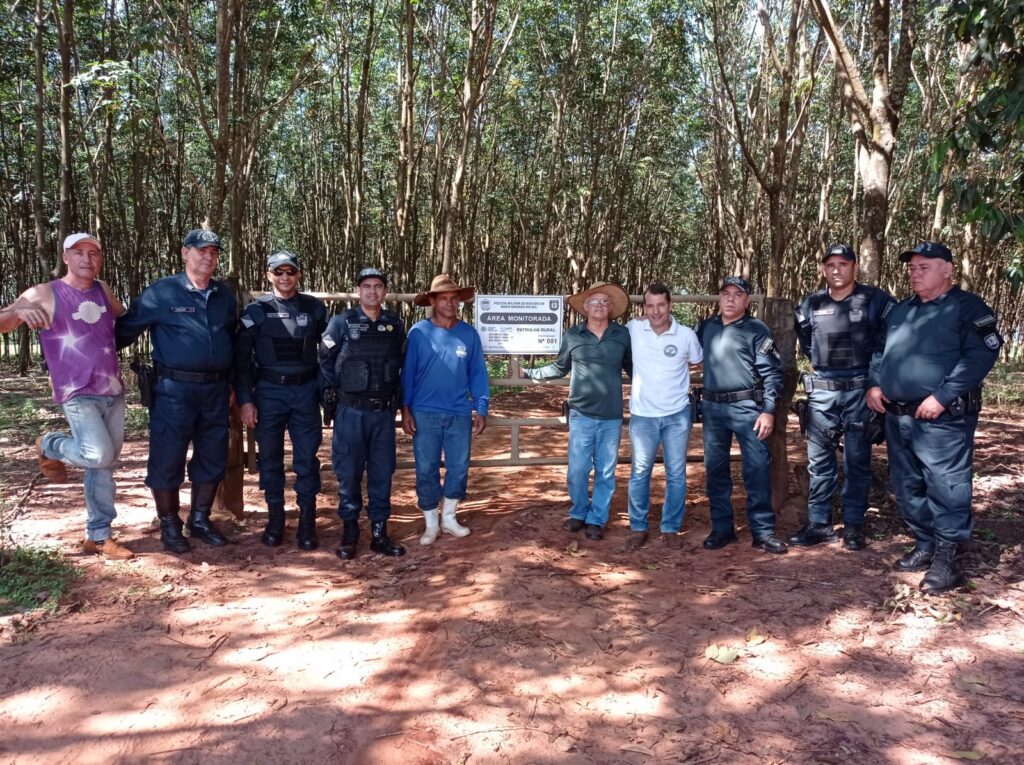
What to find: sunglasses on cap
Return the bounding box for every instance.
[271,268,299,276]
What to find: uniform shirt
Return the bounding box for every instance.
[869,286,1002,406]
[795,283,894,377]
[234,292,327,405]
[523,322,632,420]
[626,316,702,417]
[116,273,237,372]
[319,306,405,396]
[695,313,783,414]
[402,319,490,417]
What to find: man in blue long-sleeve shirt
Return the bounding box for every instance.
[401,274,490,545]
[867,242,1002,593]
[116,228,236,553]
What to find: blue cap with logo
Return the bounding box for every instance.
[182,228,222,250]
[267,251,301,270]
[822,244,856,262]
[720,276,751,294]
[899,242,953,263]
[356,267,388,287]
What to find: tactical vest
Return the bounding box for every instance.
[801,286,880,371]
[334,308,404,397]
[252,293,321,372]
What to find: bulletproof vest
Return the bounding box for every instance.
[335,308,404,397]
[253,294,320,371]
[806,287,877,370]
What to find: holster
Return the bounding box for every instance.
[688,386,704,424]
[322,386,338,427]
[792,398,809,437]
[130,361,156,409]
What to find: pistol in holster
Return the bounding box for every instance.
[322,386,338,428]
[689,386,704,424]
[130,361,156,409]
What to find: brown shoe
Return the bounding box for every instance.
[661,532,683,550]
[36,436,67,482]
[627,531,648,550]
[83,538,135,560]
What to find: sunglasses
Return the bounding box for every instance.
[271,268,299,276]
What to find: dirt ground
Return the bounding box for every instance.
[2,385,1023,765]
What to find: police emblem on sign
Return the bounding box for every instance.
[664,345,678,357]
[550,300,560,311]
[296,313,309,327]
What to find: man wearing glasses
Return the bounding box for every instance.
[116,228,237,553]
[235,251,327,551]
[867,242,1002,593]
[522,282,632,540]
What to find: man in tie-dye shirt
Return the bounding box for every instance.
[0,233,133,559]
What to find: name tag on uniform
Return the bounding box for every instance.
[813,308,835,316]
[268,312,290,319]
[171,307,195,313]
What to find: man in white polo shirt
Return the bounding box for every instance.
[626,282,703,550]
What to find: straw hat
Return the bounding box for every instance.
[567,282,630,320]
[414,273,476,307]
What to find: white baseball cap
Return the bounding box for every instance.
[63,232,101,251]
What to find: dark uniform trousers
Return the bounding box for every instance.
[333,404,397,522]
[885,412,976,544]
[148,377,230,490]
[254,378,322,506]
[805,386,871,525]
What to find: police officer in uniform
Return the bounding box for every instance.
[235,251,327,550]
[867,242,1002,593]
[320,267,406,560]
[116,228,236,553]
[696,276,787,554]
[791,244,895,551]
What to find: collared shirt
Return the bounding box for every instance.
[627,316,702,417]
[116,272,237,372]
[870,286,1002,406]
[695,314,783,414]
[524,322,632,420]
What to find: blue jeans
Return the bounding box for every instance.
[411,410,472,511]
[628,409,692,532]
[567,410,622,527]
[333,405,397,521]
[702,399,774,538]
[806,386,871,525]
[885,412,976,544]
[42,394,125,541]
[254,379,322,506]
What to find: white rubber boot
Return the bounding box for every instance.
[420,508,440,545]
[440,497,471,537]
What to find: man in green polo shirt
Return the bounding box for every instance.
[522,283,632,540]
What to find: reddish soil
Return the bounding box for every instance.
[2,386,1023,764]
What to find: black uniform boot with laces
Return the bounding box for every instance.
[788,522,837,547]
[920,541,967,594]
[369,520,406,557]
[895,542,935,572]
[336,519,360,560]
[154,488,190,554]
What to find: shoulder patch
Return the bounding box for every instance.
[973,314,997,329]
[241,316,255,329]
[321,334,336,349]
[984,333,1002,350]
[757,337,775,356]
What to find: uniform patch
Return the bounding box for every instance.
[757,337,775,355]
[378,324,386,331]
[296,313,309,327]
[663,345,678,357]
[985,333,1001,350]
[268,312,290,319]
[322,334,336,349]
[849,309,863,323]
[974,315,997,328]
[170,307,195,313]
[348,325,362,340]
[241,316,255,329]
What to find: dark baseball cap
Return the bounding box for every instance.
[720,276,751,294]
[182,228,222,250]
[899,242,953,263]
[267,251,301,270]
[822,244,856,262]
[356,267,388,286]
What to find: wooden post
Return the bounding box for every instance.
[764,297,801,527]
[215,275,246,520]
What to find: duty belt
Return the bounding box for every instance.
[338,394,392,412]
[884,389,983,418]
[703,388,764,404]
[156,365,229,383]
[803,375,869,392]
[259,368,318,386]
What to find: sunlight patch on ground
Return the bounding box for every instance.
[0,687,66,722]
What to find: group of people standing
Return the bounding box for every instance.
[0,231,1002,595]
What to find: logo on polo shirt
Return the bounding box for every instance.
[664,345,678,357]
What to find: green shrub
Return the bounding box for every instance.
[0,547,83,615]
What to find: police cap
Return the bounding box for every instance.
[822,244,856,262]
[182,228,222,250]
[720,276,751,294]
[356,267,388,287]
[899,241,953,263]
[267,251,301,270]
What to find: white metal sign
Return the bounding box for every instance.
[475,295,563,354]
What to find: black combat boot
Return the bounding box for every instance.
[154,488,190,554]
[186,482,228,546]
[369,520,406,557]
[296,501,319,550]
[261,503,286,547]
[920,541,967,594]
[788,522,838,547]
[895,542,935,572]
[842,523,867,551]
[335,519,360,560]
